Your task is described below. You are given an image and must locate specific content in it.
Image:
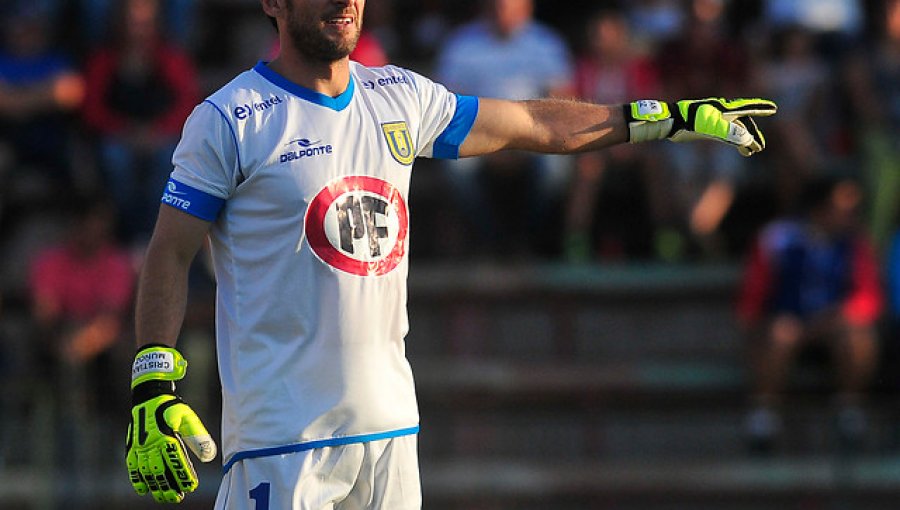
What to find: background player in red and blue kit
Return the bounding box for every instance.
[738,176,883,452]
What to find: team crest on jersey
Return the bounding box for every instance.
[305,176,408,277]
[381,122,415,166]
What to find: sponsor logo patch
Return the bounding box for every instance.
[280,138,334,163]
[362,74,410,90]
[233,95,284,121]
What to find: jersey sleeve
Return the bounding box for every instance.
[165,101,240,221]
[405,69,478,160]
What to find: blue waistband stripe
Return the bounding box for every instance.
[222,425,420,473]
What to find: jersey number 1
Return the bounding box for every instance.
[249,482,270,510]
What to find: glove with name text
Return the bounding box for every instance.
[624,98,777,156]
[126,345,217,503]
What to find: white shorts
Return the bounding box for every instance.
[214,435,421,510]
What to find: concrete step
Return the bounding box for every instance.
[407,263,744,363]
[411,359,900,460]
[420,455,900,510]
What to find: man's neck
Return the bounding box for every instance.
[491,19,529,40]
[267,47,352,98]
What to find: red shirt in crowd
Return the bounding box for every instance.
[30,243,134,323]
[81,41,199,138]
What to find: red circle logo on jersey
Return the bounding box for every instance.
[305,176,409,276]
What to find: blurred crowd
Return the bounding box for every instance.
[0,0,899,468]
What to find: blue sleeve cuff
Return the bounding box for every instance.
[432,95,478,160]
[160,178,225,222]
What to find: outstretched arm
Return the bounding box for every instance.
[459,98,628,157]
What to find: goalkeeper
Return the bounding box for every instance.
[126,1,776,507]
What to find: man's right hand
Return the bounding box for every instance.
[126,346,217,503]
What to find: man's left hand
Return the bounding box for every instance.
[625,98,778,156]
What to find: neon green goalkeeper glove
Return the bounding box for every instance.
[624,98,777,156]
[126,345,217,503]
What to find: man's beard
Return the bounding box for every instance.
[285,4,361,62]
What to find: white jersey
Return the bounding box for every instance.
[165,61,478,472]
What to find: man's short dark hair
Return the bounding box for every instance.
[268,15,277,31]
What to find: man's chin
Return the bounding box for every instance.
[296,43,357,63]
[288,25,360,63]
[329,35,360,59]
[309,49,355,63]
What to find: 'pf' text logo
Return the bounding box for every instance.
[305,176,408,277]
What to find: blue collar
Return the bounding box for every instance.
[253,61,354,112]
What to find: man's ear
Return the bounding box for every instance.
[260,0,285,19]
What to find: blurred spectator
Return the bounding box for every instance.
[434,0,574,258]
[761,26,834,215]
[737,176,883,452]
[0,1,85,208]
[841,0,900,249]
[883,215,900,392]
[436,0,572,102]
[657,0,749,100]
[872,0,900,395]
[654,0,759,258]
[408,0,453,62]
[71,0,198,50]
[624,0,687,50]
[764,0,864,35]
[82,0,199,243]
[29,195,134,435]
[28,195,134,482]
[564,9,667,262]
